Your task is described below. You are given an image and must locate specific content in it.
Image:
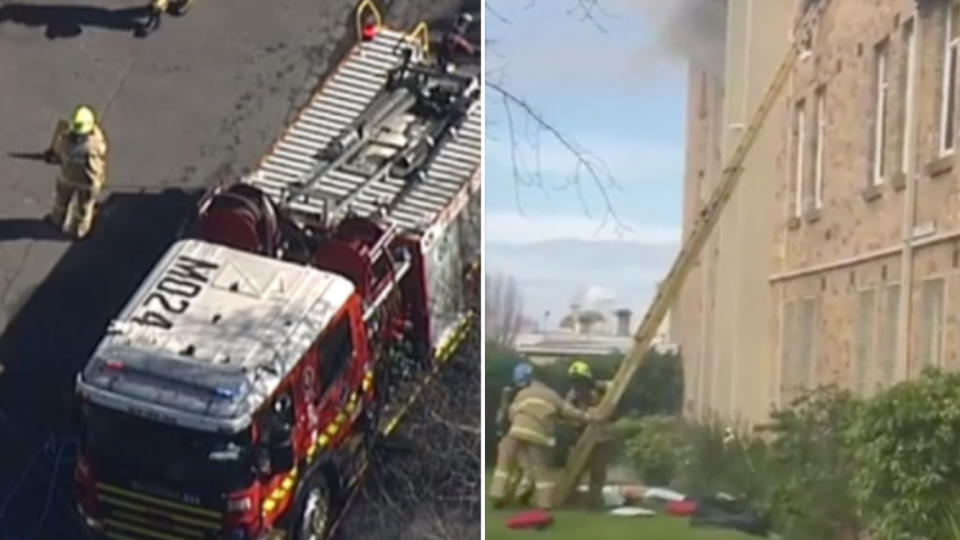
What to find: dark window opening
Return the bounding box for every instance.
[318,315,354,394]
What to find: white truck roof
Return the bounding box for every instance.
[76,239,354,433]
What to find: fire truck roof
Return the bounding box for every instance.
[75,238,355,433]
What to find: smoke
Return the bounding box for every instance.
[630,0,729,77]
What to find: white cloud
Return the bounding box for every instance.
[485,237,679,326]
[485,211,681,245]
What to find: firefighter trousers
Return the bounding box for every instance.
[51,177,100,239]
[490,435,554,509]
[582,439,613,507]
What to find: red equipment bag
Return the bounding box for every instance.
[666,500,698,517]
[506,509,553,530]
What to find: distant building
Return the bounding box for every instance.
[516,304,678,366]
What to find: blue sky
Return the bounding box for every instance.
[485,1,689,326]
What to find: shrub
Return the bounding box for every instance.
[764,386,862,540]
[623,415,686,485]
[673,416,770,505]
[848,369,960,539]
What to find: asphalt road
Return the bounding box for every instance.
[0,0,469,537]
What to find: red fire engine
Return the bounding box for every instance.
[72,9,480,540]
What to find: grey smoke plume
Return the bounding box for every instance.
[631,0,728,77]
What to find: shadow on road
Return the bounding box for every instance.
[0,187,201,538]
[0,218,67,241]
[0,3,153,39]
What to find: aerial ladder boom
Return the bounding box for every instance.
[552,0,833,505]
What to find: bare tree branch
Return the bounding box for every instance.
[487,80,630,235]
[339,331,481,540]
[485,0,637,236]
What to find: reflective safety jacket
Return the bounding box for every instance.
[495,384,519,434]
[566,379,613,441]
[565,379,612,409]
[507,380,590,447]
[53,125,108,189]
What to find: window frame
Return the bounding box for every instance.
[940,3,959,157]
[794,100,806,217]
[854,288,877,394]
[879,283,900,388]
[901,18,916,174]
[813,87,826,208]
[919,278,946,368]
[872,39,890,186]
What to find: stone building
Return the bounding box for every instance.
[674,0,960,424]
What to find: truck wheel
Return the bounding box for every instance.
[292,467,337,540]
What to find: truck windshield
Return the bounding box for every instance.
[81,402,254,495]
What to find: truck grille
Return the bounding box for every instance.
[96,482,223,540]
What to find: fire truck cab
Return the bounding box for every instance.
[74,239,377,539]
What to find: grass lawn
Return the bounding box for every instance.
[486,508,757,540]
[484,472,756,540]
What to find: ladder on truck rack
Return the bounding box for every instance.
[551,0,835,506]
[243,24,482,234]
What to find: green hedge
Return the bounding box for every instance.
[624,369,960,540]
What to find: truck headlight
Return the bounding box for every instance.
[226,496,252,512]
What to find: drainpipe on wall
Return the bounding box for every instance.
[896,2,921,383]
[729,0,754,423]
[775,8,797,412]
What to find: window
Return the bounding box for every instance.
[871,39,890,185]
[796,298,817,392]
[812,87,826,208]
[879,284,900,386]
[318,316,354,393]
[942,3,960,156]
[793,101,806,217]
[780,300,797,403]
[900,19,916,174]
[919,278,945,367]
[854,289,876,394]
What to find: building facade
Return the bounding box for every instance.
[677,0,960,424]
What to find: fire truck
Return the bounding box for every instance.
[72,6,481,539]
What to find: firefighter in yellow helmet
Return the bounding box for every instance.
[44,105,108,239]
[143,0,194,34]
[489,362,602,510]
[565,358,614,508]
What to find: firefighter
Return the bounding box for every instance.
[494,362,535,505]
[44,105,108,239]
[489,364,600,510]
[143,0,193,34]
[565,359,614,508]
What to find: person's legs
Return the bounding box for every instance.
[73,185,100,239]
[489,436,519,508]
[586,441,611,508]
[524,444,555,509]
[50,179,74,228]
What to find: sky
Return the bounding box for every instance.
[484,0,690,329]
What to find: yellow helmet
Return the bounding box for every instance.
[568,359,592,379]
[70,105,96,135]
